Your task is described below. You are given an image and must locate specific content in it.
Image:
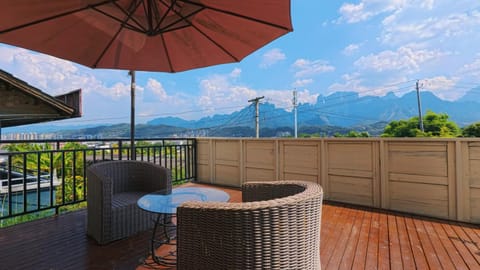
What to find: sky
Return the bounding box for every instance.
[1,0,480,128]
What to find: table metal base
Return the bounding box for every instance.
[150,213,177,266]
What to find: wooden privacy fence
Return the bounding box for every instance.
[196,138,480,224]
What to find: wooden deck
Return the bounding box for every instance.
[1,183,479,270]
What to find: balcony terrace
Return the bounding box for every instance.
[0,137,480,269]
[1,182,479,269]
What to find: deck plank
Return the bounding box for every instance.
[388,214,403,270]
[443,222,480,268]
[396,215,416,269]
[364,211,380,270]
[421,218,457,269]
[339,209,365,270]
[321,205,348,268]
[351,210,371,270]
[325,205,357,269]
[377,211,391,270]
[1,183,480,270]
[460,226,480,264]
[404,216,429,269]
[411,218,442,269]
[432,219,469,269]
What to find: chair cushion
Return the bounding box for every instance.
[112,192,147,208]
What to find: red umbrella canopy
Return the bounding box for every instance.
[0,0,292,72]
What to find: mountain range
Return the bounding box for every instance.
[147,89,480,129]
[5,88,480,138]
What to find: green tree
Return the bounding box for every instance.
[334,131,370,137]
[53,142,87,203]
[382,111,460,137]
[462,122,480,137]
[1,143,52,173]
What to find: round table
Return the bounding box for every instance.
[137,186,230,265]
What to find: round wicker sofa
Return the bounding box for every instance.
[177,181,323,270]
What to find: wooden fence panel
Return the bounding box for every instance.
[213,140,241,186]
[279,140,321,184]
[244,140,277,182]
[196,139,211,183]
[384,142,454,220]
[326,141,379,207]
[468,142,480,222]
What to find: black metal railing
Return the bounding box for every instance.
[0,138,196,223]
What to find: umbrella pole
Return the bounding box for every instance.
[129,70,136,160]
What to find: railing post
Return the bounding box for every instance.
[193,138,197,182]
[118,140,123,160]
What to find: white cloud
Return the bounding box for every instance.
[260,48,286,68]
[338,0,407,23]
[381,10,480,45]
[329,73,412,97]
[422,76,457,91]
[421,0,435,10]
[460,55,480,79]
[328,73,369,95]
[292,79,314,88]
[0,45,130,99]
[421,76,460,100]
[264,89,318,111]
[419,76,465,101]
[197,74,257,114]
[297,89,319,105]
[0,45,196,123]
[343,43,362,56]
[354,44,449,72]
[196,71,319,114]
[292,59,335,78]
[229,68,241,78]
[146,79,168,101]
[106,82,131,100]
[339,2,370,23]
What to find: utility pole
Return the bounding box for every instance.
[293,90,298,138]
[416,80,424,132]
[129,70,136,160]
[248,96,264,138]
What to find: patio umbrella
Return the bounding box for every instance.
[0,0,292,158]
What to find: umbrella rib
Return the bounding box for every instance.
[153,0,176,33]
[179,0,293,32]
[93,0,150,67]
[93,26,124,68]
[91,1,148,34]
[153,1,239,61]
[0,0,115,34]
[155,0,204,34]
[160,34,175,72]
[145,0,154,33]
[189,20,240,62]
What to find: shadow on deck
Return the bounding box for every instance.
[1,182,479,270]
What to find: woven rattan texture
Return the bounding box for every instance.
[177,181,323,270]
[86,160,172,245]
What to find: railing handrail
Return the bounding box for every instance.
[0,137,195,144]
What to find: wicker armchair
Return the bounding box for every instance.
[86,160,171,245]
[176,181,323,270]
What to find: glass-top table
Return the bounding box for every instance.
[137,186,230,266]
[137,187,230,214]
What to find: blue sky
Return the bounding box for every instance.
[1,0,480,127]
